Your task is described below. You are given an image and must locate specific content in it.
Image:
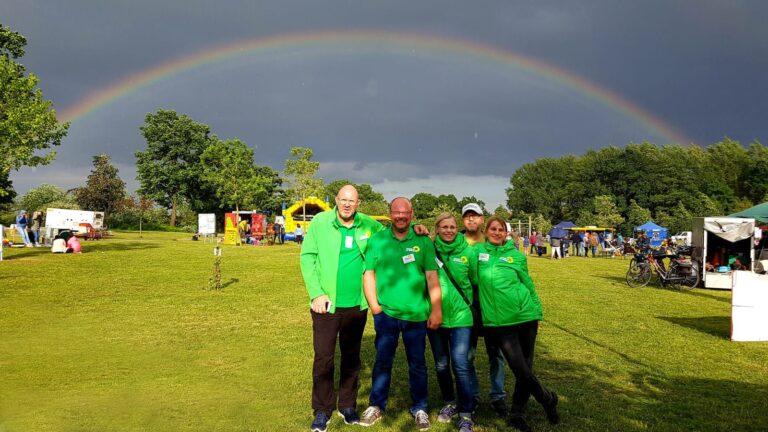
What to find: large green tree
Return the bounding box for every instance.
[625,199,652,234]
[253,165,284,214]
[74,154,126,219]
[200,138,268,213]
[284,147,323,222]
[411,192,439,220]
[0,24,69,197]
[742,143,768,204]
[592,195,625,228]
[18,183,78,213]
[136,110,215,226]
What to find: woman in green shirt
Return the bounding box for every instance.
[475,216,560,432]
[428,213,477,431]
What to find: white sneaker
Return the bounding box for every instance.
[414,410,431,431]
[359,406,383,427]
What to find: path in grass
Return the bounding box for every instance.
[1,232,766,431]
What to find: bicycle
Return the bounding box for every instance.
[626,247,700,290]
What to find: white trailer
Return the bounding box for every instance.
[44,208,105,241]
[691,217,756,290]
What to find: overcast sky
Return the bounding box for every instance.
[4,1,767,209]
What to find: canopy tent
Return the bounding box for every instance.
[554,221,576,229]
[568,226,614,232]
[729,202,768,225]
[634,221,668,247]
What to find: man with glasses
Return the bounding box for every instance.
[359,197,443,430]
[300,185,386,432]
[460,203,509,419]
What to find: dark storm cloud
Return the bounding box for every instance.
[4,0,768,207]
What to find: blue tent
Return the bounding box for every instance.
[554,221,576,229]
[634,221,668,247]
[549,221,576,238]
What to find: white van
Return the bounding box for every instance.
[671,231,692,246]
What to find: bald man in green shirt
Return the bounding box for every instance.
[301,185,384,432]
[359,197,442,431]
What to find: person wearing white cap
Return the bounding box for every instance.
[460,203,509,418]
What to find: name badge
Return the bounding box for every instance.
[344,236,354,249]
[403,254,416,264]
[435,257,444,268]
[478,253,490,262]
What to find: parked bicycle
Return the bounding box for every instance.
[626,247,700,290]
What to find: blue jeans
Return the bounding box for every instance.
[469,331,507,402]
[428,327,476,414]
[369,312,428,414]
[16,226,32,246]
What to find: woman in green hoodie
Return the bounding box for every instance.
[428,212,478,431]
[475,216,559,432]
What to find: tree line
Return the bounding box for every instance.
[506,140,768,234]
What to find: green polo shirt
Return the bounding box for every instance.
[365,227,438,321]
[335,221,363,307]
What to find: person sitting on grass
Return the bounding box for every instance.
[67,234,82,253]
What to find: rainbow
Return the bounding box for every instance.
[59,30,692,145]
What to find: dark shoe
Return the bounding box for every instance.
[437,403,457,423]
[311,411,331,432]
[544,391,560,425]
[507,415,532,432]
[457,416,474,432]
[490,398,508,417]
[338,407,360,425]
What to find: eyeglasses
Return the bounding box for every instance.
[391,211,411,216]
[463,214,482,219]
[338,199,358,205]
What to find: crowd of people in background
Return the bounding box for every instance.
[517,229,630,259]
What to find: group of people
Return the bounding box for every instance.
[300,185,559,432]
[524,230,623,259]
[13,210,43,247]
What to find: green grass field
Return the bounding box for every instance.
[1,232,766,431]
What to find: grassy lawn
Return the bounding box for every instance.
[1,232,767,431]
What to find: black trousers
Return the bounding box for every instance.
[485,321,553,416]
[311,307,368,414]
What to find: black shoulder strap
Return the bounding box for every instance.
[434,249,472,307]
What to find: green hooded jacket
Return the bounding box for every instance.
[434,233,477,328]
[475,240,543,327]
[300,208,384,313]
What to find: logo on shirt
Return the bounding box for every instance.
[453,256,468,264]
[406,245,421,253]
[500,256,514,264]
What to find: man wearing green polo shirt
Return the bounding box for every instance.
[359,197,442,431]
[301,185,385,432]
